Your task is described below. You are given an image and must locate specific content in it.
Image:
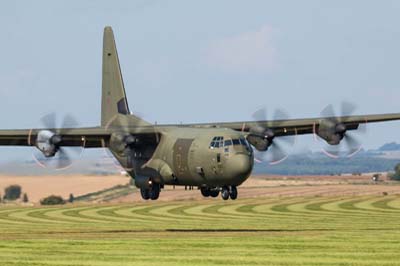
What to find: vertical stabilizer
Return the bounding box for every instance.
[101,26,145,127]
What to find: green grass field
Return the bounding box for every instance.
[1,195,400,265]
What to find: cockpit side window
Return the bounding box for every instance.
[239,137,247,146]
[240,137,252,151]
[230,137,251,149]
[224,139,233,146]
[210,136,224,149]
[232,139,240,145]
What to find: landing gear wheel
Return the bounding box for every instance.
[210,189,219,198]
[201,187,210,197]
[140,188,150,200]
[229,186,238,200]
[150,184,160,200]
[221,186,230,200]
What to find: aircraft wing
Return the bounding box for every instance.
[0,127,109,147]
[184,113,400,137]
[0,126,160,148]
[1,113,400,147]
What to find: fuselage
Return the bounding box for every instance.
[110,126,254,188]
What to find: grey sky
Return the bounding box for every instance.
[1,0,400,161]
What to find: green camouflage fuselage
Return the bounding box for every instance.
[109,123,254,188]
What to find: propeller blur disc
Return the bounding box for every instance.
[314,102,367,158]
[30,113,85,170]
[251,107,297,165]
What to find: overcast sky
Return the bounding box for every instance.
[1,0,400,161]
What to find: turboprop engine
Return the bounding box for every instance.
[313,102,367,158]
[31,113,84,169]
[36,130,62,157]
[109,132,139,154]
[316,119,346,145]
[247,126,274,151]
[245,107,297,165]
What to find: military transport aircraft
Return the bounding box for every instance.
[2,26,400,201]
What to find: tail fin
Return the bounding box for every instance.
[101,26,146,127]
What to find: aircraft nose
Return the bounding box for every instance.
[227,153,253,180]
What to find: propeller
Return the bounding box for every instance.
[247,107,297,165]
[314,102,367,158]
[30,113,85,170]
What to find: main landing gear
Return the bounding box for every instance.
[140,183,160,200]
[200,186,238,200]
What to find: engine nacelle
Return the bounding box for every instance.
[109,132,139,154]
[247,126,274,151]
[36,130,59,157]
[316,120,345,145]
[316,132,342,145]
[246,135,272,151]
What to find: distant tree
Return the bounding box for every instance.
[4,185,22,201]
[388,163,400,181]
[68,193,74,203]
[22,193,29,203]
[387,172,394,180]
[40,195,65,205]
[395,163,400,175]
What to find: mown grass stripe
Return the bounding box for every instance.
[1,196,400,265]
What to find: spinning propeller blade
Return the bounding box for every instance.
[32,113,84,170]
[314,102,367,158]
[251,107,297,165]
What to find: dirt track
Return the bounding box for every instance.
[1,173,398,204]
[0,175,129,202]
[148,184,400,202]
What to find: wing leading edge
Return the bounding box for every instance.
[180,113,400,137]
[0,127,109,147]
[0,126,160,148]
[0,113,399,147]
